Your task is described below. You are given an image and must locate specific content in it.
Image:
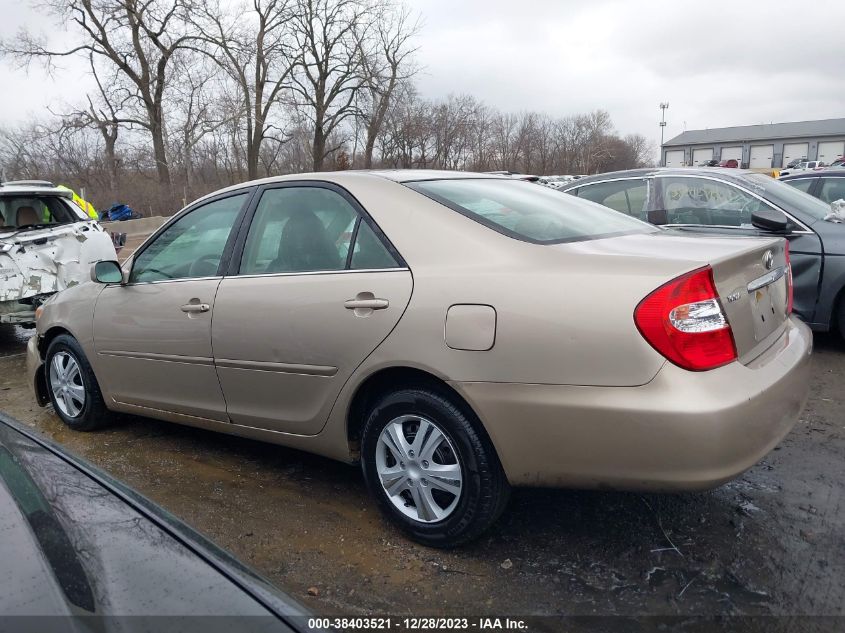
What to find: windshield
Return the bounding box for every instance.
[407,178,656,243]
[742,173,832,222]
[0,196,82,233]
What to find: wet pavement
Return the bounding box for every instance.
[0,323,843,619]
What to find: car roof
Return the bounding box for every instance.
[183,169,514,210]
[780,169,845,180]
[0,180,73,197]
[355,169,505,182]
[562,167,762,189]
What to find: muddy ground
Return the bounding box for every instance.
[0,323,843,623]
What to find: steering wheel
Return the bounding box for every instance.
[189,253,222,277]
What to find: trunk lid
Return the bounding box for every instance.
[557,230,789,364]
[709,237,789,364]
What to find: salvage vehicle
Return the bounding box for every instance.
[0,180,116,325]
[27,170,811,546]
[563,168,845,336]
[0,411,310,629]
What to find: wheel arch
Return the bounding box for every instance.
[39,325,76,358]
[346,366,491,456]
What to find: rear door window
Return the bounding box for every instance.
[782,178,815,194]
[239,186,400,275]
[818,178,845,204]
[573,179,648,220]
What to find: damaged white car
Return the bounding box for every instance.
[0,180,116,325]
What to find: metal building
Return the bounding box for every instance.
[662,118,845,169]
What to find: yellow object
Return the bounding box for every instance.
[57,184,99,220]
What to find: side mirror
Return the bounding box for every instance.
[647,209,669,225]
[91,260,124,284]
[751,209,788,233]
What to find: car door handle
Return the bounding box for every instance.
[344,298,389,310]
[180,302,210,313]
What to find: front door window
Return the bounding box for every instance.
[130,193,248,283]
[658,177,773,228]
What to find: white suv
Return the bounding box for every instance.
[0,180,116,325]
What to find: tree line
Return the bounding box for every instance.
[0,0,653,216]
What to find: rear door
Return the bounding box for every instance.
[211,183,412,436]
[652,174,822,323]
[93,190,251,420]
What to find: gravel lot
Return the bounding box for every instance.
[1,323,843,623]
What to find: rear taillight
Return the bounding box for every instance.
[785,241,793,315]
[634,266,737,371]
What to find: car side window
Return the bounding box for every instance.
[350,220,399,269]
[784,179,815,194]
[130,193,247,283]
[658,177,772,227]
[240,187,398,275]
[819,178,845,204]
[574,180,648,219]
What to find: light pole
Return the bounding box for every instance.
[659,102,669,165]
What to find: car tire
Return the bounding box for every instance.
[361,387,510,547]
[45,334,112,431]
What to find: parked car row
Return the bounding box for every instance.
[26,169,811,547]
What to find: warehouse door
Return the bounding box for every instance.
[665,150,685,167]
[721,146,743,163]
[818,141,845,164]
[782,143,808,167]
[749,145,773,168]
[692,148,714,165]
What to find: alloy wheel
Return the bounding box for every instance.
[375,415,463,523]
[49,351,86,418]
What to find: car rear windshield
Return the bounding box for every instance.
[407,178,655,244]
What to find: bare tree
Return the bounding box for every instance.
[56,55,132,200]
[192,0,295,179]
[357,2,419,168]
[2,0,201,192]
[288,0,374,171]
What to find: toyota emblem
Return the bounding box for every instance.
[762,250,774,270]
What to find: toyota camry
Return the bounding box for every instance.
[27,170,811,546]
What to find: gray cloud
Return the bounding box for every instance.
[1,0,843,156]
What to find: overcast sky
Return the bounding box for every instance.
[2,0,844,154]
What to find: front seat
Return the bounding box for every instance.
[15,206,41,227]
[268,210,341,273]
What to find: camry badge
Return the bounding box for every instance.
[762,250,774,270]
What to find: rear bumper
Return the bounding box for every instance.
[451,316,812,491]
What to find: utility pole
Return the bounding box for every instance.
[659,102,669,166]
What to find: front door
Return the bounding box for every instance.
[93,191,251,420]
[211,184,412,435]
